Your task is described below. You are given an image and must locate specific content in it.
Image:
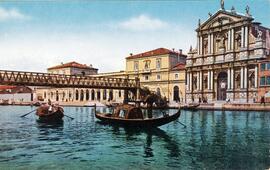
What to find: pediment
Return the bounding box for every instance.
[199,10,252,30]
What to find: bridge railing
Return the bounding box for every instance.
[0,70,138,90]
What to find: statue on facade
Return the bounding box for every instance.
[220,0,225,10]
[231,6,236,13]
[255,26,262,40]
[198,19,201,28]
[245,5,251,16]
[189,45,193,52]
[208,12,212,17]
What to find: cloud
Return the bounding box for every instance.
[118,14,168,31]
[0,6,30,21]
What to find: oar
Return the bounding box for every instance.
[20,109,37,117]
[64,114,74,120]
[176,121,187,128]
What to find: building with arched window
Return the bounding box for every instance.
[186,2,270,103]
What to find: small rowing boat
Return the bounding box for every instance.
[36,104,64,123]
[95,104,180,127]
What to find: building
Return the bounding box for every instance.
[186,2,270,103]
[36,61,124,105]
[258,59,270,102]
[126,48,186,104]
[47,61,98,75]
[0,85,33,104]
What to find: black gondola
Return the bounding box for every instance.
[95,104,180,127]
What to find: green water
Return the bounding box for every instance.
[0,106,269,170]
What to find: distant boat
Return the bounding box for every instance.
[95,104,180,127]
[181,103,200,111]
[36,104,64,123]
[0,99,9,105]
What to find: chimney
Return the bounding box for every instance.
[179,49,182,55]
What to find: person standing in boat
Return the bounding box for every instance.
[48,99,53,113]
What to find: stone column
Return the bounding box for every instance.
[245,26,248,48]
[187,72,190,91]
[231,68,234,89]
[210,70,213,90]
[211,34,214,54]
[207,70,210,90]
[200,71,203,90]
[240,67,244,89]
[227,30,231,51]
[231,29,234,50]
[255,65,258,88]
[200,36,203,55]
[197,72,200,90]
[197,36,200,55]
[189,73,192,92]
[241,27,244,48]
[227,68,231,89]
[208,34,211,54]
[244,67,248,89]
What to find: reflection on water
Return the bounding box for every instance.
[0,106,269,169]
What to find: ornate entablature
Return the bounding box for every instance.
[186,3,270,68]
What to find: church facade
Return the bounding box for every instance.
[186,3,270,103]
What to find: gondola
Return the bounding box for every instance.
[95,104,180,127]
[181,103,200,111]
[36,105,64,123]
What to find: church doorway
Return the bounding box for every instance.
[217,72,227,101]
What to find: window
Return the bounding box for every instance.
[267,76,270,85]
[145,75,149,81]
[261,63,266,71]
[144,60,150,70]
[260,76,266,86]
[118,90,121,98]
[156,59,161,69]
[175,74,179,79]
[134,61,139,71]
[267,63,270,70]
[157,74,161,80]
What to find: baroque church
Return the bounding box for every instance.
[186,1,270,103]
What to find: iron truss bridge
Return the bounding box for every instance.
[0,70,139,90]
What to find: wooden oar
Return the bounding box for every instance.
[176,121,187,128]
[64,114,74,120]
[20,109,37,117]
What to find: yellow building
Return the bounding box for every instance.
[35,48,186,106]
[125,48,186,104]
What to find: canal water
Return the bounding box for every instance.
[0,106,269,170]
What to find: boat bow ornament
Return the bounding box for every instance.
[0,70,139,90]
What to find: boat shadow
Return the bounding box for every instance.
[98,122,181,158]
[36,119,64,129]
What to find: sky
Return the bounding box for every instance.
[0,0,269,73]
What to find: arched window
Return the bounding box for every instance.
[91,90,95,100]
[109,90,113,101]
[118,90,121,98]
[75,90,79,100]
[62,91,65,101]
[56,90,59,101]
[86,89,90,100]
[97,90,101,101]
[103,89,107,100]
[80,90,84,101]
[173,86,180,102]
